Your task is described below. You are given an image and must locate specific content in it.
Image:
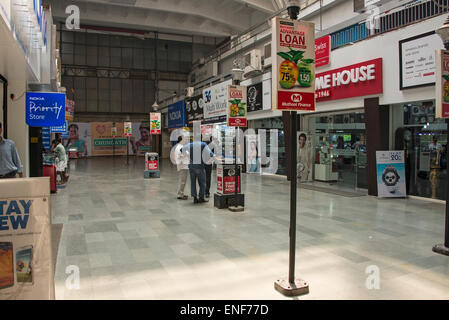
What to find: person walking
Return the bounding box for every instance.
[0,122,23,179]
[182,139,214,204]
[175,135,190,200]
[52,138,69,184]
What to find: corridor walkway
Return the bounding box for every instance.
[52,157,449,299]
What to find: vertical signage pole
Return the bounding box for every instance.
[289,111,297,284]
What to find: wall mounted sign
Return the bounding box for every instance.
[185,95,205,124]
[272,17,316,111]
[436,49,449,118]
[203,79,232,124]
[227,85,247,127]
[50,121,67,133]
[315,58,383,102]
[399,31,444,90]
[247,82,263,112]
[315,35,331,68]
[168,100,187,129]
[41,127,51,151]
[26,92,66,127]
[150,113,161,135]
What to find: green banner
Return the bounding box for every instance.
[93,138,127,147]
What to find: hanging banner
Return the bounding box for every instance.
[124,122,132,137]
[65,100,75,121]
[247,82,263,112]
[150,113,161,135]
[50,121,68,134]
[185,95,205,125]
[435,49,449,118]
[272,17,315,111]
[111,126,118,138]
[246,135,261,174]
[203,79,233,124]
[315,35,331,68]
[0,178,55,299]
[168,101,187,129]
[227,85,247,127]
[376,151,407,198]
[26,92,66,127]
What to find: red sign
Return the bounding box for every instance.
[315,36,330,68]
[277,91,315,111]
[315,58,383,102]
[148,161,158,170]
[436,50,449,118]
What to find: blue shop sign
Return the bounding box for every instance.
[168,100,186,128]
[51,121,68,133]
[26,92,66,127]
[42,127,51,151]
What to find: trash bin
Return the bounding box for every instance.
[144,152,160,178]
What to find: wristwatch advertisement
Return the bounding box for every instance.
[376,151,407,198]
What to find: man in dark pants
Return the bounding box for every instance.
[204,137,213,198]
[0,122,23,179]
[182,140,214,204]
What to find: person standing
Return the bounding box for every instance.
[204,136,214,198]
[183,139,214,204]
[52,138,69,184]
[175,135,190,200]
[0,122,23,179]
[297,133,311,182]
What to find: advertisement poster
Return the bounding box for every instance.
[297,132,313,182]
[124,122,132,137]
[130,121,152,156]
[376,151,407,198]
[91,122,127,156]
[0,178,55,300]
[315,35,331,68]
[203,79,232,124]
[26,92,66,127]
[216,164,241,194]
[435,49,449,118]
[246,82,263,112]
[246,135,261,174]
[64,123,91,157]
[271,17,315,111]
[227,85,247,127]
[399,32,444,90]
[150,113,161,135]
[262,79,272,110]
[315,58,383,102]
[185,95,205,124]
[65,100,75,121]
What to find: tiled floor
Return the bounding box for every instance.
[52,157,449,300]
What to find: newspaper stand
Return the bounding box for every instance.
[144,152,160,178]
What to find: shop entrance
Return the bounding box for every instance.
[305,109,368,191]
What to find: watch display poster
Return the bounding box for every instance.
[376,151,407,198]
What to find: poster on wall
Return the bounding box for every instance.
[150,113,161,135]
[91,122,127,156]
[271,17,315,111]
[376,151,407,198]
[203,79,232,124]
[0,178,55,300]
[246,135,261,174]
[399,31,444,90]
[227,85,247,127]
[64,123,91,157]
[247,82,263,112]
[297,132,313,182]
[435,49,449,118]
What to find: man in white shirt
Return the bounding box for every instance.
[175,135,190,200]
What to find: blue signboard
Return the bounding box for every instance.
[26,92,66,127]
[42,127,51,151]
[168,100,187,129]
[51,121,68,133]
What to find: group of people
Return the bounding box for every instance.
[174,136,215,204]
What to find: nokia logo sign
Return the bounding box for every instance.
[291,94,302,103]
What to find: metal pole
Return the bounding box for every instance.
[445,119,449,248]
[127,136,129,165]
[288,111,297,283]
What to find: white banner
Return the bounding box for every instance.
[203,79,232,122]
[0,178,55,299]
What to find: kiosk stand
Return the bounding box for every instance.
[144,152,160,178]
[214,161,244,209]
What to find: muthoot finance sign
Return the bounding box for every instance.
[315,58,383,101]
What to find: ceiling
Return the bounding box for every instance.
[44,0,292,39]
